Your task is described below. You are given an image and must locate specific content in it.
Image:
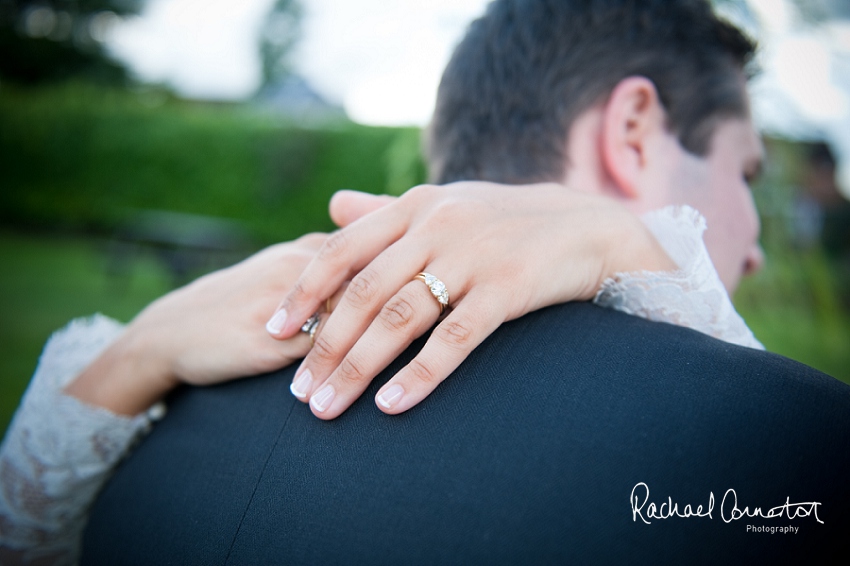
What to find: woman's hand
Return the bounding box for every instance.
[267,182,675,419]
[66,233,328,415]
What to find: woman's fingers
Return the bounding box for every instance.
[266,203,411,339]
[374,289,503,415]
[302,280,444,419]
[289,244,442,403]
[329,190,397,228]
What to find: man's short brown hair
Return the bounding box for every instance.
[428,0,756,184]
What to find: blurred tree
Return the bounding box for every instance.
[259,0,301,89]
[0,0,142,85]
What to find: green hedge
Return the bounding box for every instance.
[0,84,427,244]
[0,83,846,418]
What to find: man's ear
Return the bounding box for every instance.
[600,77,668,199]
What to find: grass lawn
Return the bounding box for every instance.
[735,249,850,382]
[0,231,173,435]
[1,230,848,438]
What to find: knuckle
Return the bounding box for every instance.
[287,279,311,304]
[406,357,437,385]
[404,183,439,204]
[309,334,337,364]
[435,318,475,348]
[406,183,431,198]
[297,232,327,249]
[433,197,460,216]
[318,230,350,263]
[346,269,380,308]
[380,294,417,332]
[336,355,368,386]
[435,196,482,223]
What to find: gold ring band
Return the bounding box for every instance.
[309,319,320,347]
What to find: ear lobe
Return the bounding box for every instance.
[600,76,665,199]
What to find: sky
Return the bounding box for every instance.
[108,0,490,124]
[742,0,850,195]
[107,0,850,195]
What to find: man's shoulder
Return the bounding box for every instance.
[82,302,850,565]
[484,301,838,394]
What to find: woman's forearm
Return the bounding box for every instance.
[0,316,157,564]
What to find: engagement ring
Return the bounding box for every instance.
[414,272,450,314]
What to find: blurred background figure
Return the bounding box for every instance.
[792,143,850,260]
[1,0,848,435]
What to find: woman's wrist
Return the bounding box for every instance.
[64,329,178,416]
[599,209,677,285]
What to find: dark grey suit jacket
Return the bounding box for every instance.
[82,302,850,564]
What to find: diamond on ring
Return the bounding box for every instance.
[415,272,450,313]
[301,312,321,346]
[301,312,320,334]
[423,274,449,305]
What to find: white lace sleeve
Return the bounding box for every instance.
[0,315,162,565]
[594,205,763,350]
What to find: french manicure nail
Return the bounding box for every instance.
[377,384,404,409]
[290,369,312,399]
[310,384,335,413]
[266,309,288,335]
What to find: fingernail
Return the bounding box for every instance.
[376,384,404,409]
[266,309,287,335]
[290,369,312,399]
[310,384,335,413]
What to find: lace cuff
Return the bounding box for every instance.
[594,205,763,350]
[0,315,161,564]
